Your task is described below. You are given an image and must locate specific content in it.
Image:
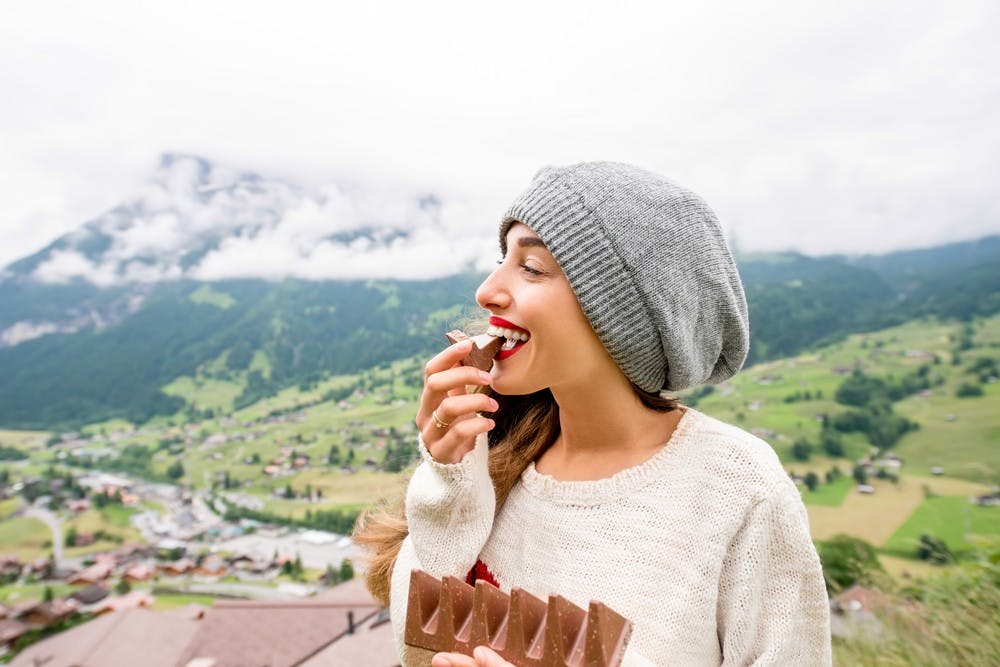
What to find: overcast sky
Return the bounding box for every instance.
[1,0,998,273]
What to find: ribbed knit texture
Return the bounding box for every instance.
[500,162,749,393]
[390,409,832,666]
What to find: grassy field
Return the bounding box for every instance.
[150,592,219,610]
[0,429,48,450]
[64,507,144,558]
[800,475,853,507]
[882,495,1000,557]
[0,516,51,561]
[805,474,991,546]
[0,582,76,604]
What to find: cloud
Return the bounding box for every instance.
[2,0,999,270]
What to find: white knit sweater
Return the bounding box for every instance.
[390,408,832,666]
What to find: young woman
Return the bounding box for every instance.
[355,162,832,666]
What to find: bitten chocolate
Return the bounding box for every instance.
[446,329,503,372]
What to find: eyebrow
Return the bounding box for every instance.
[517,237,548,249]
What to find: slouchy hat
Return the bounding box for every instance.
[499,161,749,393]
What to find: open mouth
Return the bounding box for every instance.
[488,317,530,360]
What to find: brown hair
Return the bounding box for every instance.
[353,381,679,605]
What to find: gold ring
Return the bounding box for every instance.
[432,410,450,429]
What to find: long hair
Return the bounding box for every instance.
[353,380,679,605]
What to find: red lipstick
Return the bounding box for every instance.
[489,316,529,335]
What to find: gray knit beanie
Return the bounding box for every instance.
[499,162,749,393]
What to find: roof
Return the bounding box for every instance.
[93,590,155,615]
[0,618,30,644]
[70,583,111,605]
[834,584,893,613]
[300,610,400,666]
[9,606,201,667]
[176,598,381,667]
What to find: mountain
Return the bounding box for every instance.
[0,154,997,430]
[0,153,484,345]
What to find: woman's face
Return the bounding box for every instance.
[476,223,615,396]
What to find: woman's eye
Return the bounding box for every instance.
[520,264,543,276]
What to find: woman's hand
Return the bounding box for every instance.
[431,647,514,667]
[416,338,498,464]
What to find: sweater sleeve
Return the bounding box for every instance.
[716,482,832,666]
[389,432,497,665]
[404,431,496,576]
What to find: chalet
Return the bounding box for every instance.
[0,556,21,579]
[292,457,308,468]
[68,561,114,585]
[226,554,255,570]
[263,465,279,476]
[193,555,227,578]
[973,493,1000,507]
[27,558,51,576]
[162,558,196,576]
[64,498,92,513]
[0,618,29,650]
[857,485,875,494]
[69,583,110,606]
[122,563,157,582]
[73,532,97,547]
[20,599,78,629]
[93,590,155,615]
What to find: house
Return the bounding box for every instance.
[68,561,114,585]
[857,485,875,494]
[9,605,203,667]
[93,590,155,615]
[73,532,97,547]
[0,556,21,579]
[162,558,196,576]
[122,563,157,582]
[973,493,1000,507]
[193,555,227,578]
[69,583,111,606]
[65,498,92,513]
[19,599,79,629]
[0,618,30,650]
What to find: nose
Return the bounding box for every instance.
[475,266,511,312]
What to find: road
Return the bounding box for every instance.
[24,506,63,566]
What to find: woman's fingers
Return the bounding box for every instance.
[415,338,497,464]
[473,647,515,666]
[424,338,475,378]
[433,393,499,426]
[420,415,495,464]
[422,365,493,403]
[431,648,514,667]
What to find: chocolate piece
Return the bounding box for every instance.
[405,569,632,667]
[446,329,503,372]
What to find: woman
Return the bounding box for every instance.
[355,162,832,666]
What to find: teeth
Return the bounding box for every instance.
[501,337,518,350]
[487,324,530,342]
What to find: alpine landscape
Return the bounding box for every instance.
[1,155,998,665]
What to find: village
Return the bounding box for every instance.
[0,459,399,665]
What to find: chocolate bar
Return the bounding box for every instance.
[446,329,503,372]
[404,569,632,667]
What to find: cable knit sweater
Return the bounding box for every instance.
[389,408,832,666]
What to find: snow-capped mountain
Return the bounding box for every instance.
[2,153,493,287]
